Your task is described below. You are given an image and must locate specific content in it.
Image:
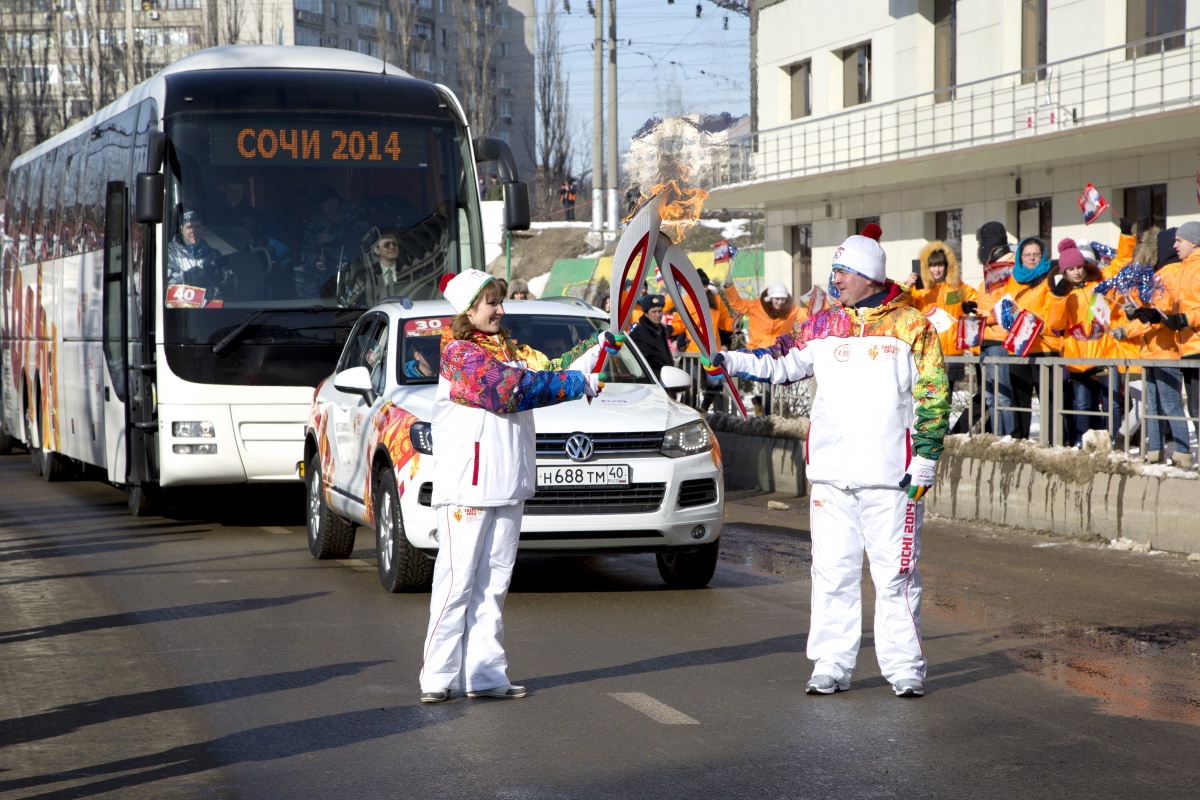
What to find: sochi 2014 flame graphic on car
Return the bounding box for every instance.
[360,400,421,528]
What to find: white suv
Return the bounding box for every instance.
[304,297,724,592]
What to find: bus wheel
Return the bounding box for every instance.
[375,470,433,592]
[42,450,70,482]
[25,403,43,477]
[127,483,161,517]
[0,429,12,455]
[306,455,355,559]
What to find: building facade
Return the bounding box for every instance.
[0,0,536,189]
[711,0,1200,297]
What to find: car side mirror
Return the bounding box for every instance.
[659,365,693,392]
[333,365,376,404]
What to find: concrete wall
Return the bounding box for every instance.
[717,431,1200,555]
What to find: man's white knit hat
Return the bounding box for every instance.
[831,223,886,284]
[440,269,495,314]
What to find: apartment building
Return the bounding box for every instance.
[710,0,1200,296]
[0,0,535,183]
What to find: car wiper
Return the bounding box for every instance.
[207,307,328,357]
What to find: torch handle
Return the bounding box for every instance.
[723,373,748,418]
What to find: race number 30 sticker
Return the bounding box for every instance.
[166,284,208,308]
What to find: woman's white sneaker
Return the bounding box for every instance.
[893,679,925,697]
[805,675,849,695]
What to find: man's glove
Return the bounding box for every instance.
[899,455,937,501]
[960,300,978,315]
[583,372,606,398]
[1119,216,1134,236]
[700,352,726,377]
[1111,326,1128,342]
[1163,313,1190,331]
[1131,306,1163,325]
[1050,274,1073,297]
[1122,301,1138,319]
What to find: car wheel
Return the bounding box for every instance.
[656,539,720,589]
[375,470,434,592]
[306,454,356,559]
[127,483,163,517]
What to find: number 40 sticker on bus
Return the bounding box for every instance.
[165,284,222,309]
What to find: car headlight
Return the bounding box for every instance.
[410,421,433,454]
[660,420,712,458]
[172,420,215,438]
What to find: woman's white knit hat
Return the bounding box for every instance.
[440,269,495,313]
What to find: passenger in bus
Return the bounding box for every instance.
[166,211,235,305]
[208,179,265,232]
[294,185,371,299]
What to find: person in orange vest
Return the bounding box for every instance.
[1048,239,1122,446]
[721,279,805,349]
[558,178,577,221]
[976,231,1057,438]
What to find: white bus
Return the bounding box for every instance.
[0,45,529,514]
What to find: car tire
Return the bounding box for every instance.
[306,455,356,559]
[127,483,163,517]
[656,539,720,589]
[375,470,434,593]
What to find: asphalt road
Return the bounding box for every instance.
[1,454,1198,799]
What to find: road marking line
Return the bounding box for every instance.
[260,526,293,535]
[609,692,699,724]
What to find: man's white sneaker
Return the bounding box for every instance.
[893,679,925,697]
[805,675,849,695]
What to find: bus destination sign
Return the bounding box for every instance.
[209,122,429,168]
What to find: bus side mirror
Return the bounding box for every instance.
[503,181,530,231]
[135,173,164,224]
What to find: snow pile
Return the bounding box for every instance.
[941,433,1199,484]
[705,411,808,441]
[1109,537,1153,553]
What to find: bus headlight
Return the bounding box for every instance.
[172,420,216,438]
[173,444,218,455]
[410,421,433,454]
[661,421,712,458]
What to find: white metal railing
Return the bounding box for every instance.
[723,27,1200,185]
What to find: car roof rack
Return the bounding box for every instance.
[537,295,596,310]
[379,295,413,309]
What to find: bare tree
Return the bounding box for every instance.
[533,0,572,216]
[454,0,499,137]
[380,0,426,73]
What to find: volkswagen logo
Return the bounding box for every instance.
[564,433,594,462]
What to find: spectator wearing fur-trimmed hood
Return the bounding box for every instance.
[910,241,976,359]
[508,278,536,300]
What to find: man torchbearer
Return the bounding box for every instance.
[707,224,950,697]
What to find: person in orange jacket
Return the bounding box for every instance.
[1048,238,1122,446]
[721,280,805,349]
[1114,226,1193,467]
[906,241,977,433]
[976,233,1057,438]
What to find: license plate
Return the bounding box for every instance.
[537,464,630,487]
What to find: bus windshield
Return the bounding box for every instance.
[164,112,479,317]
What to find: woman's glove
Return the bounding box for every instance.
[1050,275,1073,297]
[1131,307,1163,325]
[899,455,937,501]
[583,372,606,398]
[1111,326,1127,342]
[960,300,978,315]
[1163,313,1190,331]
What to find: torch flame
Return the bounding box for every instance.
[623,166,708,242]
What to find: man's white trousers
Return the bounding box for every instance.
[421,504,521,693]
[807,483,925,685]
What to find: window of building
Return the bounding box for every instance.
[357,6,378,27]
[498,71,510,89]
[295,0,322,12]
[357,38,378,57]
[935,209,962,244]
[787,60,811,120]
[934,0,956,102]
[500,100,513,122]
[1127,0,1186,57]
[296,25,322,46]
[854,216,880,235]
[1123,184,1167,234]
[501,11,511,27]
[790,224,813,298]
[1016,197,1052,242]
[415,21,432,40]
[327,34,338,47]
[1021,0,1047,83]
[441,28,450,46]
[497,41,511,57]
[165,0,202,8]
[842,43,871,106]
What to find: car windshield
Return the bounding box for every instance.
[399,313,654,385]
[164,112,479,315]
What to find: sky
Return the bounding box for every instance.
[537,0,751,176]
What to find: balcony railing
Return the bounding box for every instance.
[724,27,1200,186]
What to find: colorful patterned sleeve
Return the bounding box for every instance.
[908,316,951,460]
[548,330,601,370]
[441,339,585,413]
[721,324,814,385]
